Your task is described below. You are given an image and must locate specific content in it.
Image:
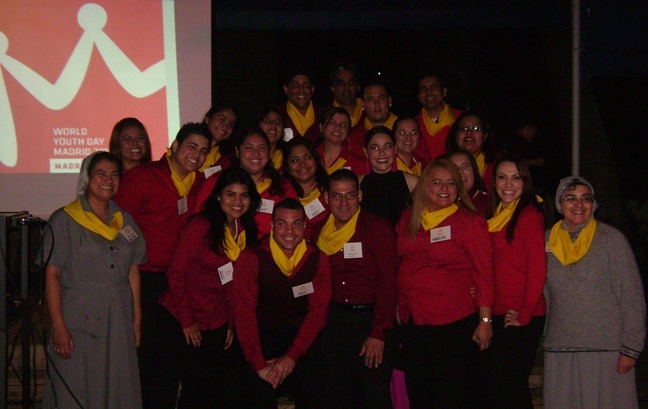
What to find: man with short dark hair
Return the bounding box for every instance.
[277,71,324,144]
[415,73,463,161]
[328,62,364,129]
[114,122,211,408]
[312,169,399,409]
[235,198,332,408]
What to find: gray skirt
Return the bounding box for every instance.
[543,350,638,409]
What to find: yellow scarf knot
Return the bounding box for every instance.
[421,204,458,231]
[64,197,123,241]
[316,208,361,255]
[286,101,315,136]
[270,234,308,276]
[223,225,246,261]
[165,149,196,197]
[548,219,597,265]
[421,103,455,136]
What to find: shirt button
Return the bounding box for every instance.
[110,246,114,251]
[345,298,348,303]
[110,265,115,268]
[342,281,345,285]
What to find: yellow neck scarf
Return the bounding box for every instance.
[300,187,321,206]
[326,157,347,175]
[421,103,455,136]
[475,152,487,177]
[335,98,363,127]
[316,208,361,255]
[488,199,519,232]
[421,204,458,231]
[365,112,398,130]
[270,233,308,276]
[256,177,273,195]
[396,156,422,176]
[64,197,124,241]
[286,101,315,136]
[548,219,597,266]
[223,225,246,261]
[271,149,283,170]
[200,145,221,171]
[165,149,196,197]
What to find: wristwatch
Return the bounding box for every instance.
[480,317,493,323]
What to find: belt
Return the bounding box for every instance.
[333,302,374,313]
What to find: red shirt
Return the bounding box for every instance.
[234,238,332,371]
[277,103,324,144]
[302,192,329,241]
[311,210,399,340]
[414,107,463,162]
[113,156,204,272]
[159,216,234,330]
[490,205,547,324]
[255,180,300,238]
[346,123,369,159]
[316,141,367,177]
[396,207,493,326]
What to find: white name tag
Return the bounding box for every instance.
[283,128,294,142]
[430,226,451,243]
[119,225,139,242]
[203,165,222,179]
[218,262,234,285]
[258,198,275,214]
[177,197,188,215]
[545,241,552,253]
[343,166,352,171]
[343,242,363,259]
[292,282,314,298]
[304,198,325,220]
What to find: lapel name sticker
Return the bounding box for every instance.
[430,226,451,243]
[177,197,188,215]
[343,242,363,259]
[203,165,222,179]
[292,281,314,298]
[304,198,325,219]
[119,225,139,242]
[258,198,274,214]
[218,262,234,285]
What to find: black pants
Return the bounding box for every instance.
[319,303,394,409]
[403,313,480,409]
[137,271,177,409]
[489,315,545,409]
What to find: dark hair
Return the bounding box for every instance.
[442,149,486,192]
[87,151,122,177]
[392,116,420,133]
[328,61,360,87]
[362,78,390,97]
[283,69,313,87]
[203,105,239,157]
[364,125,394,148]
[233,128,286,197]
[201,167,260,254]
[253,107,285,149]
[326,168,359,192]
[175,122,212,146]
[316,107,352,146]
[487,153,543,242]
[282,138,329,197]
[108,117,152,164]
[272,198,306,220]
[446,111,496,165]
[417,72,446,90]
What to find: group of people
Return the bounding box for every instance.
[39,62,645,409]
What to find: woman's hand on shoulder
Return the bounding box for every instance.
[52,324,74,359]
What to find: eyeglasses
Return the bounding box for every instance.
[262,118,283,126]
[325,120,349,130]
[458,126,483,133]
[562,195,594,205]
[328,191,358,201]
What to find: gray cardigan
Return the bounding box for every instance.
[543,221,646,359]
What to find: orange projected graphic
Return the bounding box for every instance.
[0,1,178,173]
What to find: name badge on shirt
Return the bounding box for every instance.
[178,197,188,215]
[304,198,325,220]
[218,262,234,285]
[545,241,552,253]
[119,225,139,242]
[343,242,363,259]
[283,128,294,142]
[203,165,222,179]
[258,198,275,214]
[343,166,352,171]
[430,226,451,243]
[292,282,314,298]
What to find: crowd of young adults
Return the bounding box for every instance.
[40,62,645,409]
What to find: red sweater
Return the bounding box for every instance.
[316,142,367,177]
[159,216,234,330]
[234,238,332,371]
[414,107,463,162]
[396,207,493,326]
[113,156,204,272]
[277,102,324,145]
[310,210,399,340]
[490,206,547,324]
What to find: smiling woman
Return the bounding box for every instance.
[109,117,152,173]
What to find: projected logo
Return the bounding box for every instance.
[0,1,179,173]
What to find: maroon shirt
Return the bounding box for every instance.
[277,102,324,145]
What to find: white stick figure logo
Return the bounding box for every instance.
[0,2,177,167]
